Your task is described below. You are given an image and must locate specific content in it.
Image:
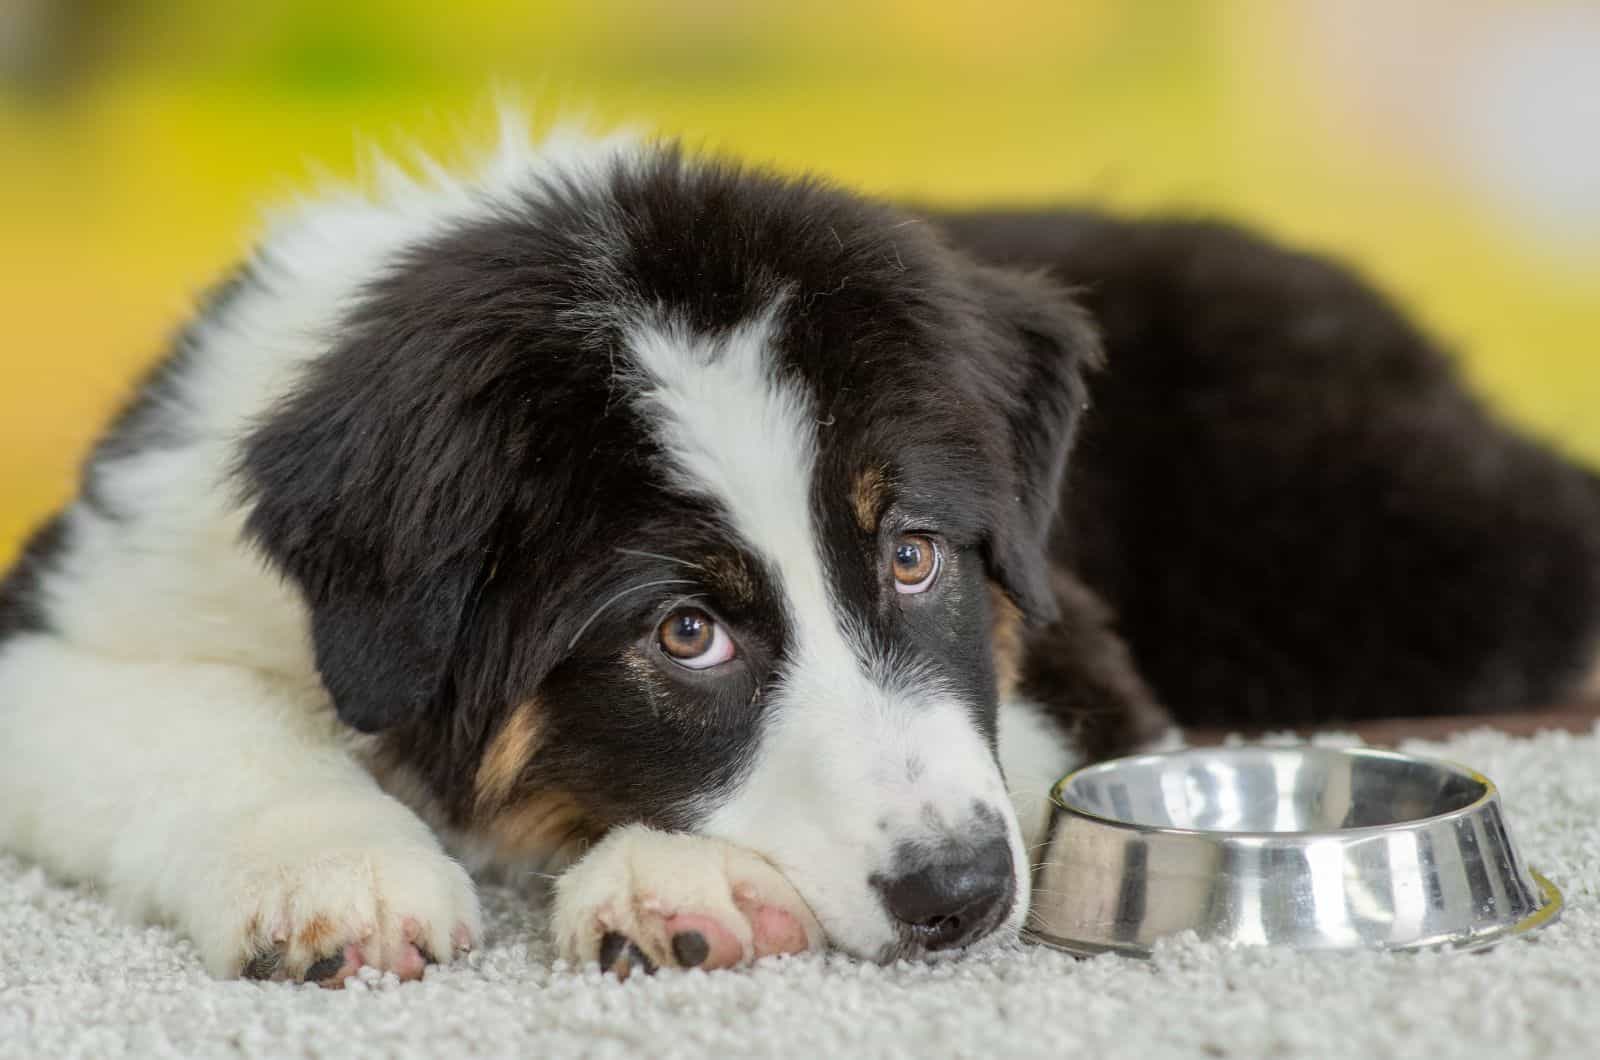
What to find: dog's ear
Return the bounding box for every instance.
[233,287,528,734]
[237,381,498,733]
[300,565,482,735]
[965,263,1102,625]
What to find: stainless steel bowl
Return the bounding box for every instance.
[1029,746,1561,957]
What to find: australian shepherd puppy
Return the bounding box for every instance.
[2,120,1597,984]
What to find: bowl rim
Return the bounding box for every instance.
[1048,745,1500,841]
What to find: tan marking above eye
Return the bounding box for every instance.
[701,553,758,605]
[891,534,939,591]
[850,465,888,534]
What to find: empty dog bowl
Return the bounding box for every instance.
[1028,746,1561,957]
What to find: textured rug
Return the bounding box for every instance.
[4,725,1598,1059]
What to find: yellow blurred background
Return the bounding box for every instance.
[2,0,1597,563]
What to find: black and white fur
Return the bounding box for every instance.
[2,118,1596,982]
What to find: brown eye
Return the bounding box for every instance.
[656,608,736,669]
[891,534,940,594]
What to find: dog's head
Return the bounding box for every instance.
[240,136,1098,960]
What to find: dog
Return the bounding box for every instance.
[3,119,1598,983]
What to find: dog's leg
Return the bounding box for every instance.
[551,825,825,977]
[0,634,482,984]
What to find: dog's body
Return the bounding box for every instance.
[2,125,1597,982]
[936,208,1600,727]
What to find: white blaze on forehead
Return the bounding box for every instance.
[626,305,869,679]
[624,304,824,614]
[624,303,908,704]
[623,305,1029,958]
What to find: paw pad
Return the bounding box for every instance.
[670,930,710,968]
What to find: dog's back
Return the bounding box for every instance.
[938,208,1600,728]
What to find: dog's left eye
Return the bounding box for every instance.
[891,534,941,594]
[657,608,737,669]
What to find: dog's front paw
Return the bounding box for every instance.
[188,810,483,986]
[553,824,824,978]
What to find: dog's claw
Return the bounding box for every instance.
[302,954,345,983]
[599,931,656,979]
[242,950,282,980]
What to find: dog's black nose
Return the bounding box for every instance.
[875,834,1015,950]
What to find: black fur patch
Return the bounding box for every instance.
[937,208,1600,729]
[0,513,70,641]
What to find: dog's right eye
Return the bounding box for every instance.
[891,534,941,594]
[657,608,736,670]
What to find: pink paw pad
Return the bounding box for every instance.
[747,905,809,957]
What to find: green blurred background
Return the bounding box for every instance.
[3,0,1597,563]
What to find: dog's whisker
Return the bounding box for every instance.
[1023,886,1079,899]
[566,578,695,650]
[659,592,708,615]
[612,547,706,572]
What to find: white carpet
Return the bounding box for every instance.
[4,726,1598,1060]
